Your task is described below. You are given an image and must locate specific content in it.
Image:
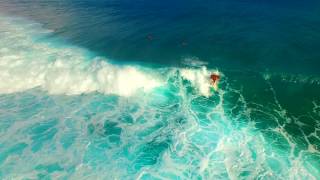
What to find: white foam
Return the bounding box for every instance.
[181,57,208,67]
[180,66,220,97]
[0,15,222,98]
[0,16,161,96]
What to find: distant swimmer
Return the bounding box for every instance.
[181,41,188,46]
[147,34,153,41]
[210,73,220,91]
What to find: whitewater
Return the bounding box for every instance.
[0,15,319,179]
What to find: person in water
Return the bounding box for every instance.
[210,73,220,91]
[147,34,153,41]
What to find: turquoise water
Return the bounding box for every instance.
[0,1,320,179]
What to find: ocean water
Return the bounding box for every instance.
[0,0,320,179]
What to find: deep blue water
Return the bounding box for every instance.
[2,0,320,73]
[0,0,320,179]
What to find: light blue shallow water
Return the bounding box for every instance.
[0,1,320,179]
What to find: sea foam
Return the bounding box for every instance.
[0,16,219,97]
[0,15,319,180]
[0,16,161,96]
[181,67,220,97]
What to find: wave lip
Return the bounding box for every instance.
[0,16,161,96]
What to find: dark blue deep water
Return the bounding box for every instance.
[0,0,319,179]
[2,0,320,73]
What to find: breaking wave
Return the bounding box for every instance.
[0,16,162,97]
[0,16,221,98]
[0,15,319,180]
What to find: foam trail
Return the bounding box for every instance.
[181,56,208,67]
[0,16,161,96]
[262,71,320,85]
[1,14,319,180]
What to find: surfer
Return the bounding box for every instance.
[210,73,220,91]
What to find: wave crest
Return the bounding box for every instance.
[0,16,161,96]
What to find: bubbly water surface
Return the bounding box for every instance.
[0,15,319,179]
[1,0,320,179]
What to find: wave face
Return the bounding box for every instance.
[0,16,161,97]
[0,16,320,180]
